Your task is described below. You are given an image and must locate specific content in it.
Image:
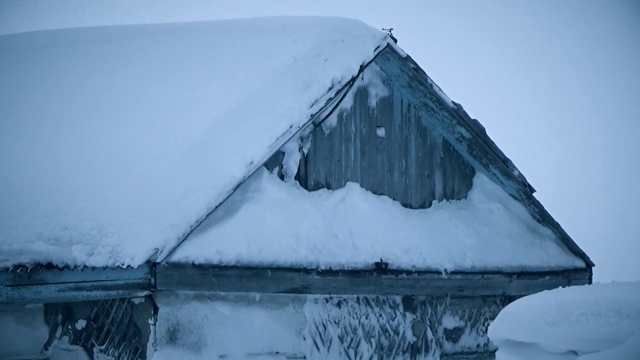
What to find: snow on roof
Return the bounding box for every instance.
[168,168,583,271]
[0,17,391,268]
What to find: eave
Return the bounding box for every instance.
[1,261,591,304]
[0,264,153,304]
[156,263,592,297]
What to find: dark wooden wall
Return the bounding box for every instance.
[297,76,475,209]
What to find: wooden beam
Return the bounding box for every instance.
[156,263,591,297]
[0,265,153,304]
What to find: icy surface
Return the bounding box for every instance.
[0,17,390,268]
[169,168,582,270]
[490,281,640,360]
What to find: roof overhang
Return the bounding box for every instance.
[0,264,153,304]
[1,261,591,304]
[156,263,592,297]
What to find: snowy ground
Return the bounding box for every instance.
[490,281,640,360]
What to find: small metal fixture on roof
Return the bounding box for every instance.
[382,28,398,43]
[374,258,389,271]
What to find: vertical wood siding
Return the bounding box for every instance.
[299,77,475,209]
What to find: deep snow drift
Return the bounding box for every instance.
[0,17,392,268]
[490,281,640,360]
[170,168,582,271]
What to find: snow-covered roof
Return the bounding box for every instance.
[0,17,586,271]
[168,168,583,271]
[0,17,391,268]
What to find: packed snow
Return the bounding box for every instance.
[490,281,640,360]
[0,17,392,268]
[169,168,582,271]
[154,293,307,360]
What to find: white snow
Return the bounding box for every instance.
[0,17,391,268]
[490,281,640,360]
[280,137,302,183]
[154,293,306,359]
[0,16,585,272]
[169,167,582,271]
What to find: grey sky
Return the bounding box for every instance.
[1,0,638,282]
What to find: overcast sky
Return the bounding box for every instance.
[1,0,638,282]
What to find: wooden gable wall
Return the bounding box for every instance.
[261,45,591,268]
[295,64,475,209]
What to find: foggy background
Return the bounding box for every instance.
[1,0,638,282]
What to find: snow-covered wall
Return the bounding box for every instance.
[154,292,509,359]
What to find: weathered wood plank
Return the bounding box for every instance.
[0,265,153,304]
[302,75,475,209]
[156,264,591,297]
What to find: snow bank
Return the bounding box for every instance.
[0,17,391,268]
[490,281,640,360]
[169,168,582,271]
[154,293,306,359]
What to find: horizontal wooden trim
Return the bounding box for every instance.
[1,262,591,303]
[0,265,153,304]
[156,264,592,297]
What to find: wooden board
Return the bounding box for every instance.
[0,265,153,304]
[156,263,591,297]
[302,82,475,209]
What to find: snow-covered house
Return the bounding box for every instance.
[0,17,592,360]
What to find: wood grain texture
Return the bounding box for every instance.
[0,265,153,304]
[156,264,591,297]
[301,73,475,209]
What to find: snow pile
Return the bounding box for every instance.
[169,168,582,271]
[490,281,640,360]
[154,293,306,359]
[0,17,391,268]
